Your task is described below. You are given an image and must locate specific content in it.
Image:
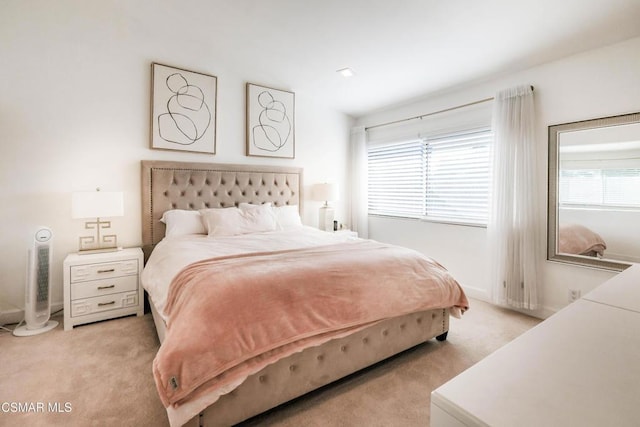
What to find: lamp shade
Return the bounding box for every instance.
[72,191,124,219]
[313,183,339,202]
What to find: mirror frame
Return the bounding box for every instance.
[548,111,640,271]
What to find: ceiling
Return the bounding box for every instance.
[138,0,640,118]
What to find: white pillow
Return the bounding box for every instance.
[240,203,301,230]
[238,203,277,227]
[239,202,272,211]
[273,205,302,230]
[201,205,277,237]
[160,209,206,237]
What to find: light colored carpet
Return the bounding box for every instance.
[0,299,540,427]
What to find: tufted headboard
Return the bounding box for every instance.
[141,160,303,257]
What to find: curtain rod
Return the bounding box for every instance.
[365,85,534,132]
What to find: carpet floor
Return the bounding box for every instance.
[0,298,540,427]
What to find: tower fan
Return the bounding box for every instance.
[13,227,59,336]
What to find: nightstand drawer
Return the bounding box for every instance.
[71,292,139,317]
[70,259,138,283]
[70,275,138,300]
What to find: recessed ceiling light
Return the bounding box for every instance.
[337,67,355,77]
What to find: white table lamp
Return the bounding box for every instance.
[72,189,124,254]
[313,183,339,231]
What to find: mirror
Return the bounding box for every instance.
[548,112,640,271]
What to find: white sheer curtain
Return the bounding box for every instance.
[488,85,539,310]
[350,126,369,238]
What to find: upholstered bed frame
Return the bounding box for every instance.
[141,160,450,427]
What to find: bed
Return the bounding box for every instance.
[558,223,607,257]
[140,160,468,427]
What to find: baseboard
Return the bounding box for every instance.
[510,304,556,320]
[461,284,489,302]
[0,308,23,326]
[0,300,21,325]
[460,284,557,320]
[0,302,63,326]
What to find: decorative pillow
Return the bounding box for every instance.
[240,203,302,230]
[239,202,272,211]
[201,205,277,237]
[240,203,278,233]
[160,209,206,237]
[273,205,302,230]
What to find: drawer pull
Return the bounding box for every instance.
[97,285,115,290]
[98,301,116,307]
[97,268,116,274]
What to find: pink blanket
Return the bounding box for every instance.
[153,240,468,409]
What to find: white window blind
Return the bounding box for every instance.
[367,128,492,224]
[425,130,491,223]
[368,140,427,218]
[560,168,640,208]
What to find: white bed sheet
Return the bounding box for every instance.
[141,226,358,322]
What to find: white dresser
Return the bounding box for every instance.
[63,248,144,331]
[431,264,640,427]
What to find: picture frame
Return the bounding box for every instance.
[246,83,295,159]
[151,63,217,154]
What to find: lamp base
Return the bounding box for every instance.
[78,218,119,254]
[319,206,335,231]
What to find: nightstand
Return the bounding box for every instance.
[63,247,143,331]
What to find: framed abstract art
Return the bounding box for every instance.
[246,83,295,159]
[151,63,217,154]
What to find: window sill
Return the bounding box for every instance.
[368,214,487,228]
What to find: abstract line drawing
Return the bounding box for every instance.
[246,83,295,159]
[158,73,211,145]
[252,90,291,152]
[151,63,217,154]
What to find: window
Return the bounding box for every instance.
[368,140,427,218]
[367,128,492,225]
[559,168,640,208]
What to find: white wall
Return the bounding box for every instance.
[0,2,353,316]
[559,208,640,262]
[357,36,640,317]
